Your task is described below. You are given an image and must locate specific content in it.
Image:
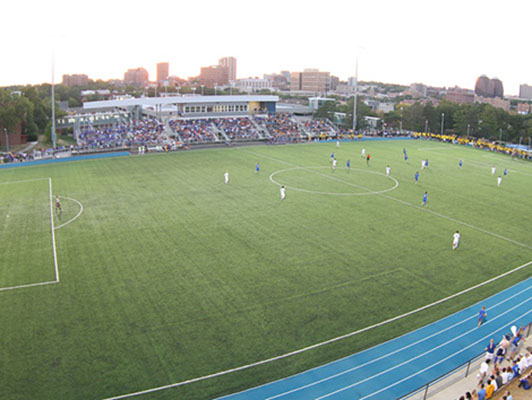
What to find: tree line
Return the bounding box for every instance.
[315,97,532,143]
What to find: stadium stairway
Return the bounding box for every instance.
[165,120,183,143]
[250,118,272,139]
[294,118,313,139]
[213,123,228,142]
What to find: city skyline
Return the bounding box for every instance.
[2,0,532,95]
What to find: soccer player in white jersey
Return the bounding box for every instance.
[386,165,391,176]
[280,185,286,200]
[452,230,461,250]
[55,195,62,217]
[332,158,337,170]
[361,148,366,158]
[497,176,502,187]
[224,171,229,184]
[336,140,340,148]
[491,166,496,175]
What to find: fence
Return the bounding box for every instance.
[399,322,532,400]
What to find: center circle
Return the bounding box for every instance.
[269,166,399,196]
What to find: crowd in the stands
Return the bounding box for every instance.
[457,326,531,400]
[302,119,334,136]
[169,118,217,143]
[415,132,532,160]
[255,113,304,143]
[77,119,166,149]
[212,117,261,141]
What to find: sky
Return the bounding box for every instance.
[1,0,531,95]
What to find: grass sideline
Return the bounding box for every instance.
[0,140,531,399]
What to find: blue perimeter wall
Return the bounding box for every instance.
[319,137,414,143]
[0,152,130,169]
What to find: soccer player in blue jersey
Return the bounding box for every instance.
[403,148,408,161]
[478,306,487,327]
[346,159,351,170]
[415,171,419,184]
[255,163,260,173]
[504,168,508,176]
[459,159,463,168]
[422,191,428,206]
[330,152,335,162]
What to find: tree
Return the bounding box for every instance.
[314,100,337,122]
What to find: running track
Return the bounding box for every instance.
[219,277,532,400]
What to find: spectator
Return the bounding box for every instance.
[477,383,486,400]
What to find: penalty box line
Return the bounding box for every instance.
[0,177,59,293]
[242,148,532,251]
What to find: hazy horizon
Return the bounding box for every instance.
[2,0,531,96]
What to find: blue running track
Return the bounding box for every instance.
[219,277,532,400]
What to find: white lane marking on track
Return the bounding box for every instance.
[269,166,399,196]
[266,285,532,400]
[317,302,532,400]
[101,262,532,400]
[54,196,84,230]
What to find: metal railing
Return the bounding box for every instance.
[399,322,532,400]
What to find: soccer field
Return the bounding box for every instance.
[1,140,531,400]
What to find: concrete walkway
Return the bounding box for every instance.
[425,334,532,399]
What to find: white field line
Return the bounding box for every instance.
[416,147,454,151]
[0,280,58,292]
[0,178,59,293]
[54,196,84,230]
[466,159,532,178]
[48,178,59,282]
[243,148,532,250]
[101,261,532,400]
[269,167,399,196]
[319,302,532,400]
[0,178,50,185]
[0,177,49,185]
[266,284,532,400]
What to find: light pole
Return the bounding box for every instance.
[440,113,445,135]
[353,57,358,132]
[3,128,8,152]
[499,128,502,142]
[467,123,470,137]
[425,119,428,133]
[400,106,403,134]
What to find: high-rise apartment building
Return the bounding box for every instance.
[445,87,474,104]
[124,68,149,87]
[199,66,230,88]
[519,84,532,100]
[475,75,504,98]
[62,74,89,87]
[290,69,330,93]
[219,57,237,82]
[157,62,169,83]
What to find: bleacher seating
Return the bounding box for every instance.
[168,119,217,143]
[254,113,304,142]
[212,117,261,141]
[78,119,165,148]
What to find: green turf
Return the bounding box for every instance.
[0,140,531,399]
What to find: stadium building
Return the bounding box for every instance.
[83,95,278,120]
